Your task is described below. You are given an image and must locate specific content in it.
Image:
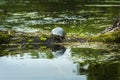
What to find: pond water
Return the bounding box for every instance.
[0,47,85,80]
[0,0,120,80]
[0,0,120,34]
[0,43,120,80]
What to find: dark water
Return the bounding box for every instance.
[0,0,120,34]
[0,44,120,80]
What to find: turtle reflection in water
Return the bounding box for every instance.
[51,45,66,58]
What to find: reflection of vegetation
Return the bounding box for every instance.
[72,47,120,63]
[72,48,108,57]
[75,48,120,80]
[87,62,120,80]
[78,62,120,80]
[0,44,53,59]
[72,45,120,79]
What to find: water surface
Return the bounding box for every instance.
[0,47,86,80]
[0,44,120,80]
[0,0,120,34]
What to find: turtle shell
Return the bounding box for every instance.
[51,27,65,37]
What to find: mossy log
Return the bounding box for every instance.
[91,30,120,43]
[91,17,120,43]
